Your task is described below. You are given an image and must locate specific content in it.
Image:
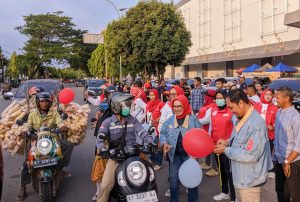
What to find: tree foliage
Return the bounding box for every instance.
[16,11,94,78]
[88,44,106,78]
[7,51,19,78]
[105,0,191,80]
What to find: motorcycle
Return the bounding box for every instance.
[98,130,158,202]
[17,113,68,202]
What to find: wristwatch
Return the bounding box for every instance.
[284,159,289,164]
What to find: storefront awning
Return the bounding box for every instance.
[182,40,300,65]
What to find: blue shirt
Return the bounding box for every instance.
[273,106,300,164]
[225,107,273,189]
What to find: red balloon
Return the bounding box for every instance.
[59,88,75,104]
[183,128,214,158]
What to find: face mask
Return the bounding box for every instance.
[121,107,130,117]
[216,99,226,107]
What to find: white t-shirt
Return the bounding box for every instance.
[249,95,261,103]
[158,102,173,133]
[130,98,146,123]
[260,103,268,121]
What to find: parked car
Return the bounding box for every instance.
[268,78,300,112]
[12,79,64,101]
[75,79,86,87]
[83,79,106,102]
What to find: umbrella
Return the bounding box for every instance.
[254,63,272,72]
[242,64,261,72]
[266,62,298,72]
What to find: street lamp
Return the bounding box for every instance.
[104,0,128,82]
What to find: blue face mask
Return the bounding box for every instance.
[216,99,226,107]
[121,107,130,117]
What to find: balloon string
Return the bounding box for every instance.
[217,154,222,188]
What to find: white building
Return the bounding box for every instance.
[165,0,300,79]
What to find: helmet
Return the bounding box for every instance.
[110,93,134,114]
[29,86,38,96]
[36,92,53,109]
[105,86,117,94]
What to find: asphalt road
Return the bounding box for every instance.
[0,85,277,202]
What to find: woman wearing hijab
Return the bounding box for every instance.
[200,90,236,201]
[253,89,278,179]
[158,86,185,198]
[130,87,147,123]
[146,89,165,171]
[160,95,201,202]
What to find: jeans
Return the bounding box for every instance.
[150,150,163,166]
[214,154,236,201]
[275,160,300,202]
[170,155,198,202]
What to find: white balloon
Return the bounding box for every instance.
[179,158,203,188]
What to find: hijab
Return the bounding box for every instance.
[147,89,160,112]
[172,95,192,119]
[168,86,185,108]
[260,89,273,104]
[130,86,147,103]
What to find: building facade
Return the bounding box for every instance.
[165,0,300,79]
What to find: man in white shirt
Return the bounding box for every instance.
[246,84,260,103]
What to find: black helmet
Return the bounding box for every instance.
[36,92,52,108]
[105,86,117,94]
[110,93,133,114]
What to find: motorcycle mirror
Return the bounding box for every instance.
[16,119,24,126]
[61,112,68,120]
[90,117,97,122]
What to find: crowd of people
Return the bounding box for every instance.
[85,75,299,202]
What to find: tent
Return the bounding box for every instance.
[254,63,272,72]
[242,64,261,72]
[266,62,298,72]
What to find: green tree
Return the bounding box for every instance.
[88,44,106,78]
[7,51,19,78]
[106,1,191,80]
[16,11,90,78]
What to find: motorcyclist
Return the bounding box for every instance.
[16,92,74,201]
[90,86,117,135]
[1,81,11,95]
[96,93,155,202]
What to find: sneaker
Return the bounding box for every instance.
[213,193,230,201]
[92,195,98,201]
[200,162,211,170]
[268,172,275,179]
[165,189,171,198]
[153,165,161,171]
[206,168,219,177]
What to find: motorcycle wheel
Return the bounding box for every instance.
[41,182,52,202]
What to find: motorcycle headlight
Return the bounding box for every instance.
[126,161,147,186]
[37,138,53,155]
[117,171,127,187]
[149,167,155,182]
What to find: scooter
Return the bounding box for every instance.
[98,133,158,202]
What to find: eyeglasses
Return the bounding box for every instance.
[170,93,177,96]
[173,105,183,109]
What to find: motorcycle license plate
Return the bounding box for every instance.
[33,158,58,168]
[126,190,158,202]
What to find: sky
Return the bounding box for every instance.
[0,0,179,57]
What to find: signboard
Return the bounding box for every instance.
[243,72,281,81]
[83,33,104,44]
